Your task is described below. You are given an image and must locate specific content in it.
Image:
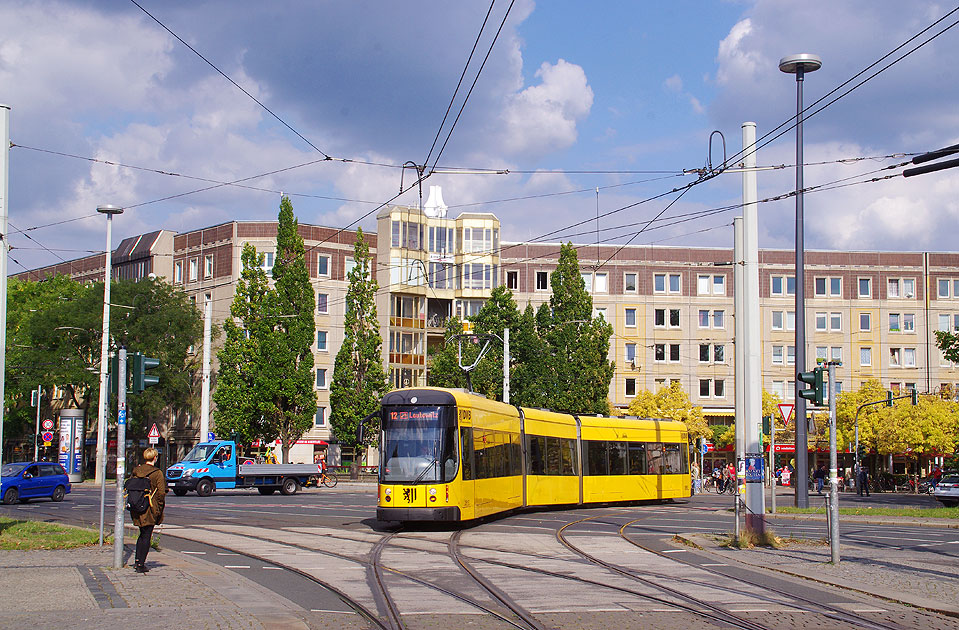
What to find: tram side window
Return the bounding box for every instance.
[528,436,546,475]
[664,443,687,474]
[461,427,474,480]
[510,434,523,476]
[560,439,576,475]
[473,429,517,479]
[545,437,562,475]
[609,442,627,475]
[586,440,608,475]
[628,443,646,475]
[647,443,664,475]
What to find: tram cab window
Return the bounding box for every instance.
[461,428,473,480]
[609,442,627,475]
[628,443,646,475]
[381,405,457,483]
[646,443,664,475]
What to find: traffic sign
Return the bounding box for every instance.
[777,403,795,426]
[207,432,216,442]
[41,431,54,444]
[148,423,161,445]
[700,442,709,455]
[42,419,54,431]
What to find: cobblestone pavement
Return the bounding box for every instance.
[682,527,959,617]
[0,546,344,630]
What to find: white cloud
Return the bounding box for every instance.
[499,59,594,156]
[664,75,683,92]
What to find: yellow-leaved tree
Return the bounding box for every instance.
[626,381,708,442]
[836,379,888,454]
[876,395,958,487]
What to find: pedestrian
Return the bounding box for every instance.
[857,464,870,497]
[933,464,943,488]
[814,464,826,494]
[130,447,167,573]
[690,460,700,494]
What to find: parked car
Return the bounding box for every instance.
[1,462,71,504]
[932,474,959,507]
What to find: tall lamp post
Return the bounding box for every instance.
[780,53,821,509]
[94,205,122,488]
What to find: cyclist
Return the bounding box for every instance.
[712,466,723,492]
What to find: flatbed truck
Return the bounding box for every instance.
[165,440,322,496]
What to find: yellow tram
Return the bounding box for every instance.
[376,388,690,522]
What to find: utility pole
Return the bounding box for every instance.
[113,348,128,569]
[0,104,10,468]
[33,387,43,460]
[827,361,840,564]
[733,217,744,540]
[503,328,510,404]
[742,122,765,533]
[200,292,213,441]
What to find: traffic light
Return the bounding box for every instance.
[797,367,824,406]
[886,390,894,407]
[857,443,866,460]
[132,353,160,393]
[762,415,771,435]
[110,354,120,396]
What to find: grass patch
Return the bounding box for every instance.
[773,506,959,518]
[724,530,785,549]
[0,517,108,550]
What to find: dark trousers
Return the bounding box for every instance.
[135,525,154,566]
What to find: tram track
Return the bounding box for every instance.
[617,517,921,630]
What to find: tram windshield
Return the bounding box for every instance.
[380,405,457,484]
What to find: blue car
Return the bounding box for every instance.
[1,462,71,504]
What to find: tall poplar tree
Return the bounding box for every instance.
[214,244,273,445]
[262,197,317,463]
[539,243,614,414]
[330,228,388,475]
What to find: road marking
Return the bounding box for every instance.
[181,551,206,555]
[224,565,250,569]
[262,566,283,570]
[217,552,240,556]
[660,549,688,553]
[310,609,354,614]
[701,563,728,566]
[853,608,887,613]
[729,609,769,612]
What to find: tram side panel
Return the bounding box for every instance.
[522,410,581,508]
[462,402,523,520]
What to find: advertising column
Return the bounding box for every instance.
[58,409,85,482]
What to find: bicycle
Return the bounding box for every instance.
[319,471,338,488]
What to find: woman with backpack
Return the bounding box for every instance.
[128,447,167,573]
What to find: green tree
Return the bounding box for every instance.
[426,286,523,401]
[260,197,317,463]
[329,227,388,476]
[8,275,203,440]
[213,243,273,446]
[509,303,550,409]
[626,381,708,442]
[935,330,959,364]
[538,243,614,414]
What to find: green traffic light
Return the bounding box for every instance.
[797,367,824,406]
[132,352,161,393]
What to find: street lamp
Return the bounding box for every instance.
[780,53,821,509]
[94,204,122,546]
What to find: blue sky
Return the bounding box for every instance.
[3,0,959,272]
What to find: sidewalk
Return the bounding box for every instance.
[0,544,326,630]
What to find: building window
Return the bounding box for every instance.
[700,344,710,363]
[815,276,842,297]
[625,378,636,397]
[189,258,198,282]
[858,277,872,298]
[698,379,725,398]
[787,345,795,365]
[714,379,725,397]
[317,330,328,351]
[939,278,950,298]
[713,310,725,328]
[654,273,666,293]
[317,293,329,314]
[904,348,917,367]
[624,273,637,293]
[536,271,549,291]
[315,407,326,427]
[204,254,214,279]
[173,261,183,284]
[831,346,842,362]
[771,275,796,296]
[316,368,328,389]
[670,344,680,362]
[670,308,681,328]
[581,272,593,293]
[594,307,607,321]
[815,312,827,331]
[654,344,665,362]
[698,274,725,295]
[699,309,723,328]
[261,251,274,275]
[816,346,828,362]
[860,347,872,366]
[625,343,637,363]
[625,308,637,327]
[506,270,518,290]
[890,347,902,367]
[904,278,915,298]
[660,308,681,328]
[714,344,725,363]
[772,345,784,364]
[772,311,784,330]
[889,313,901,332]
[344,256,358,279]
[699,379,711,398]
[860,312,871,331]
[830,312,841,331]
[669,273,681,293]
[594,272,608,293]
[656,309,666,327]
[903,313,915,332]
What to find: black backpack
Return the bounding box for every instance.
[125,475,153,515]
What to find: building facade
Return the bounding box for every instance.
[17,191,959,464]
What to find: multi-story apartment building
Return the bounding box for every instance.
[19,220,371,465]
[17,189,959,464]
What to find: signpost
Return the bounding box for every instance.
[148,423,160,445]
